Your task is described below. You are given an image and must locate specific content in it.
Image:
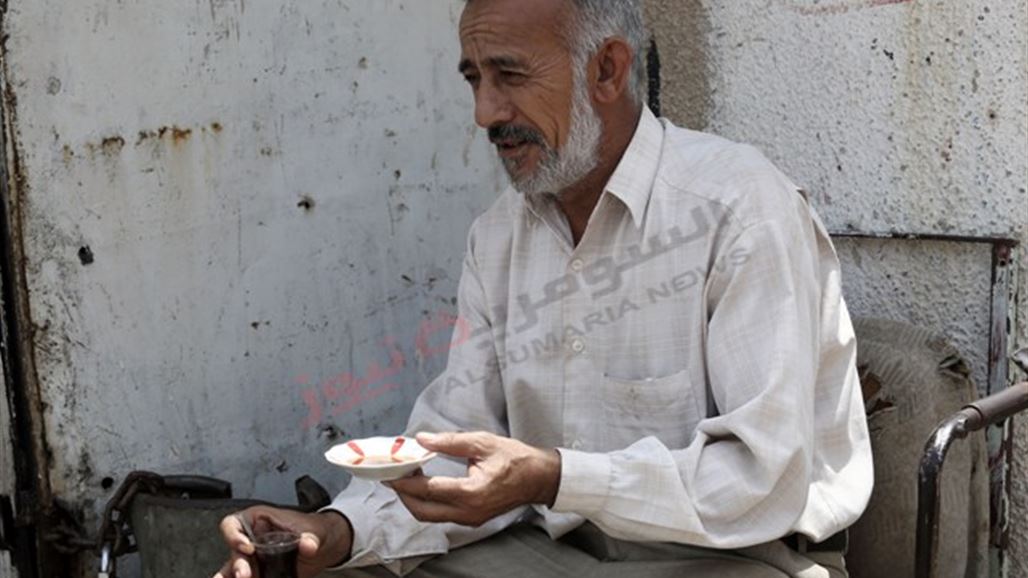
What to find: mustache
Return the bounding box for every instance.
[488,124,545,146]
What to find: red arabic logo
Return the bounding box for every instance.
[300,312,470,429]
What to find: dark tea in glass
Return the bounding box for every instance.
[253,531,300,578]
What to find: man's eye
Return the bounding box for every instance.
[500,70,525,81]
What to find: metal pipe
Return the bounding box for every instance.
[916,382,1028,578]
[915,409,975,578]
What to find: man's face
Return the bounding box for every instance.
[459,0,577,186]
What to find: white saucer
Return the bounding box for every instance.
[325,436,437,482]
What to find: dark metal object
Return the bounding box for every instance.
[985,244,1016,561]
[97,471,164,558]
[41,471,233,559]
[830,230,1018,247]
[987,244,1014,398]
[130,494,267,578]
[128,479,329,578]
[42,470,331,577]
[295,474,332,511]
[916,382,1028,578]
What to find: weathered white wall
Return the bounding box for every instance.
[644,0,1027,571]
[2,0,503,573]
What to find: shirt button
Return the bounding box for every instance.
[570,259,584,272]
[570,338,585,353]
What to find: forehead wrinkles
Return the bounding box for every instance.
[459,0,574,57]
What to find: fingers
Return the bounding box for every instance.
[219,513,255,556]
[416,431,494,458]
[393,488,481,525]
[211,555,252,578]
[234,557,252,578]
[251,509,300,536]
[388,473,491,526]
[215,508,268,578]
[388,473,473,503]
[299,531,321,558]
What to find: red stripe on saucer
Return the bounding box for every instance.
[390,437,406,456]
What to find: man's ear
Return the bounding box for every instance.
[592,37,634,105]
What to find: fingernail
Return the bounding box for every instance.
[418,432,437,442]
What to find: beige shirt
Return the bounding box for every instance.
[327,107,873,574]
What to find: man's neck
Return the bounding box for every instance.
[556,106,642,246]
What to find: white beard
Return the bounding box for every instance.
[504,74,603,197]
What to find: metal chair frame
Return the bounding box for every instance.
[916,380,1028,578]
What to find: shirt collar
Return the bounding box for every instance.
[603,105,664,229]
[511,105,664,228]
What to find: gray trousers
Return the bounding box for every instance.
[333,523,847,578]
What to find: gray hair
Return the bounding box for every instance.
[567,0,648,106]
[465,0,649,106]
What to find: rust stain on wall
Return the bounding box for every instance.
[166,126,192,143]
[135,122,219,146]
[99,135,125,155]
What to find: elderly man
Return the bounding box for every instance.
[215,0,873,576]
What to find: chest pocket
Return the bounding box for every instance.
[599,369,703,450]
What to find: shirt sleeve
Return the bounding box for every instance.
[551,196,859,549]
[322,223,527,576]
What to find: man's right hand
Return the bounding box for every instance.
[213,506,353,578]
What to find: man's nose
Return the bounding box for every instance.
[474,81,515,129]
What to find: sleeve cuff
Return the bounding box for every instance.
[551,448,612,516]
[318,493,388,572]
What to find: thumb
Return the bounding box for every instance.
[298,531,321,558]
[416,431,491,458]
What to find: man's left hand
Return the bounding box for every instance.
[387,431,561,526]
